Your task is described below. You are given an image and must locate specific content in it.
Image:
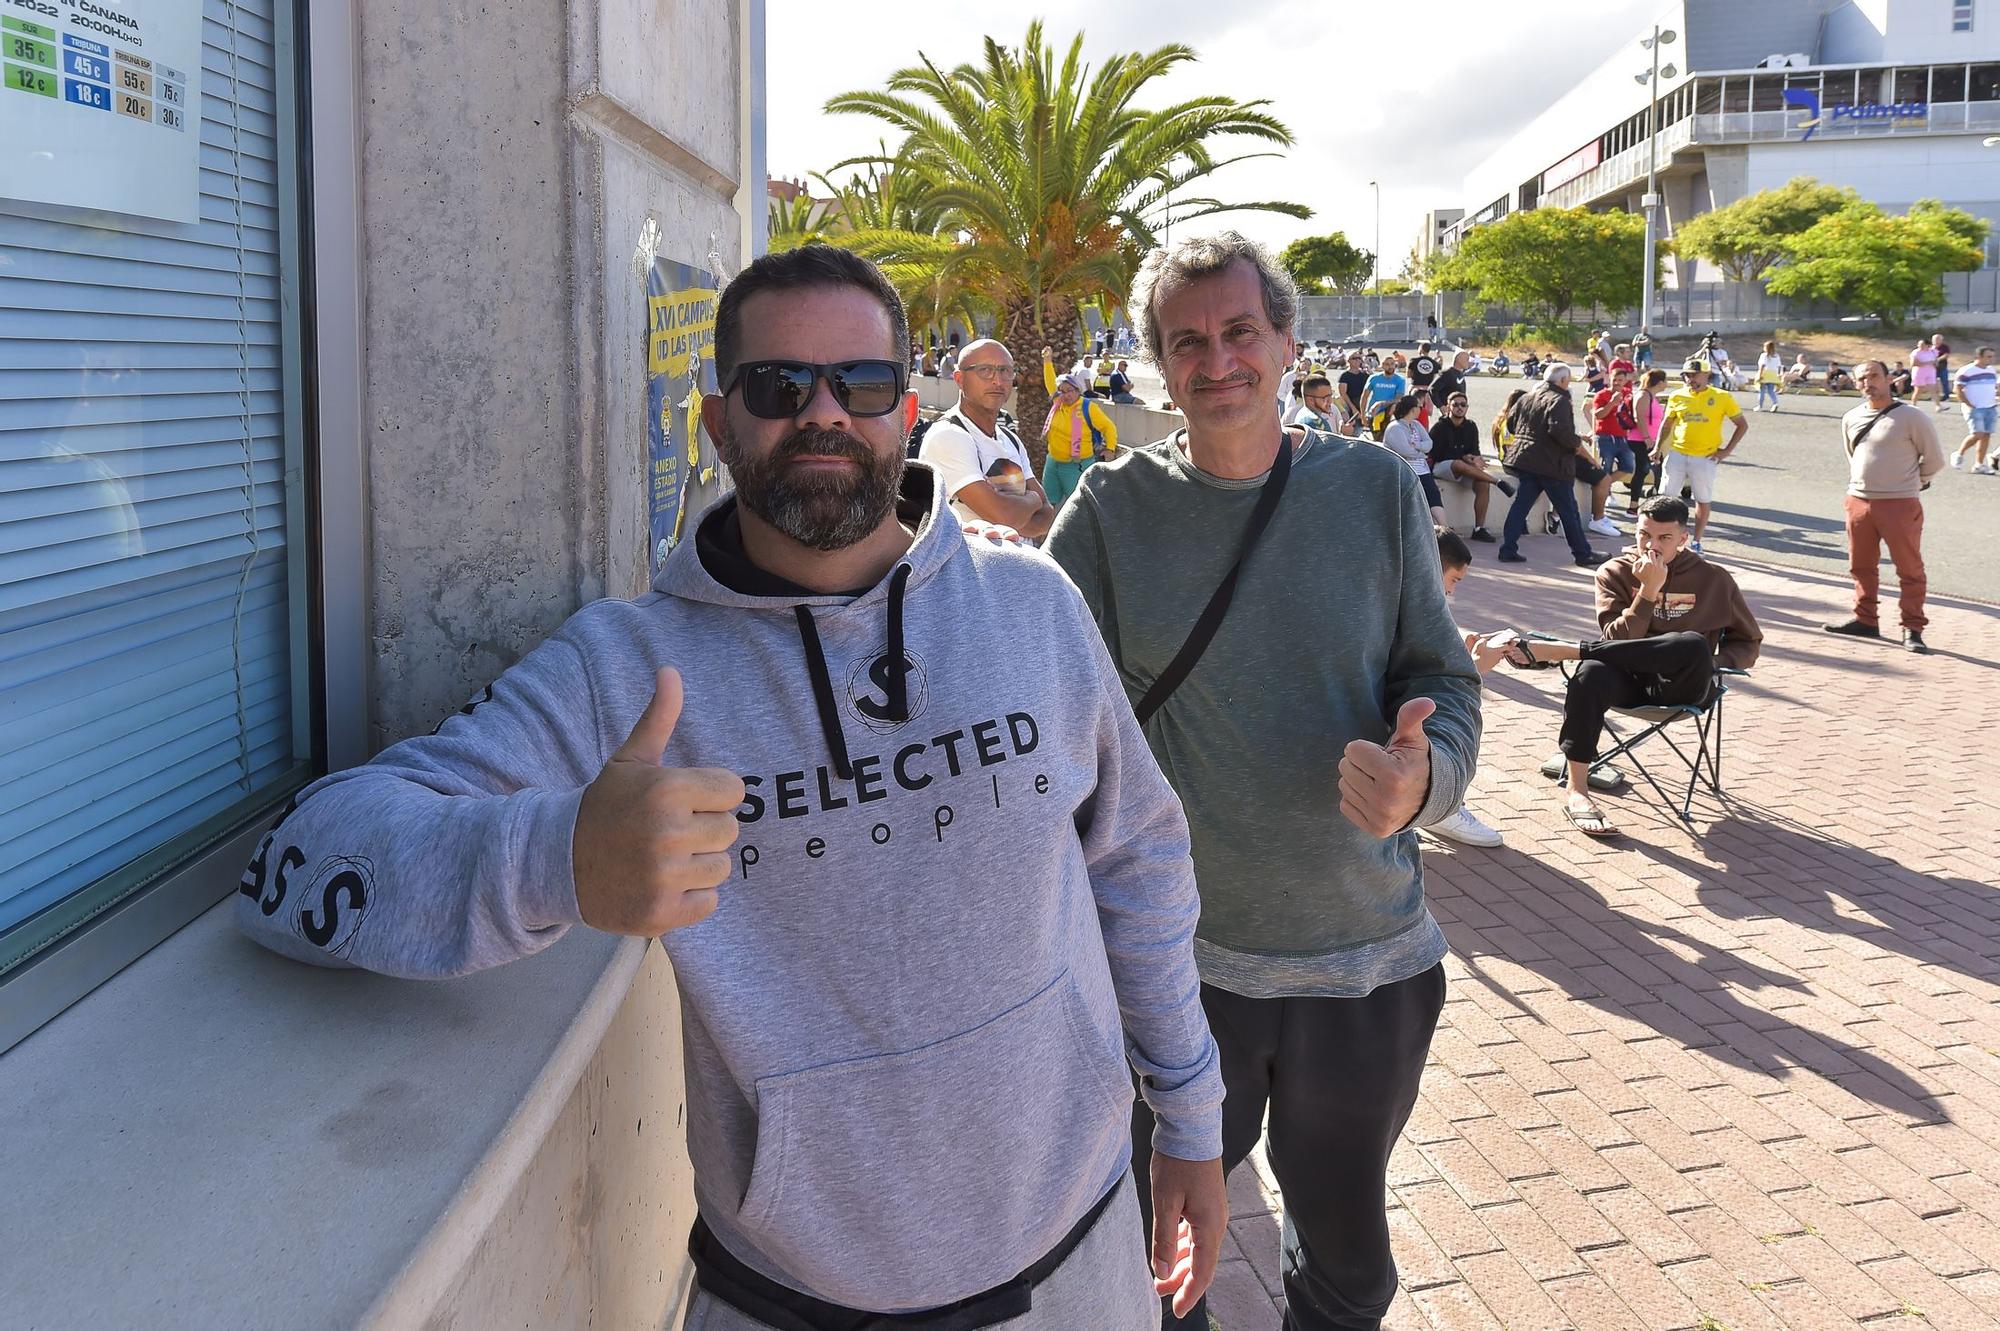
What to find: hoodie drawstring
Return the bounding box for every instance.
[792,562,914,782]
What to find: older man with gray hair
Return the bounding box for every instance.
[1496,361,1612,567]
[1044,232,1483,1331]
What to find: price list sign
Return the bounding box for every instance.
[0,0,202,224]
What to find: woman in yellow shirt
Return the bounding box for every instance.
[1040,350,1118,509]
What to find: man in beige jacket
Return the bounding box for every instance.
[1823,360,1947,653]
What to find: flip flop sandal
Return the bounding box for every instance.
[1503,635,1558,670]
[1565,804,1621,838]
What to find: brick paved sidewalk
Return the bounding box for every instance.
[1211,544,2000,1331]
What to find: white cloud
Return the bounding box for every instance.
[766,0,1664,268]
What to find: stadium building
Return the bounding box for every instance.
[1441,0,2000,283]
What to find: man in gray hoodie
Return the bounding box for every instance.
[1046,233,1482,1331]
[235,245,1226,1330]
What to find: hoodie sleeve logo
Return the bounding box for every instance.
[290,856,375,956]
[847,646,929,734]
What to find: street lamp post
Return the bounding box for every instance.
[1369,179,1381,326]
[1636,26,1677,339]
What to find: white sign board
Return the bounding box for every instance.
[0,0,203,225]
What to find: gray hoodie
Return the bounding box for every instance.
[234,468,1222,1312]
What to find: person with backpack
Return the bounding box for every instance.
[1045,233,1481,1331]
[1589,369,1639,537]
[1041,349,1120,510]
[919,338,1058,539]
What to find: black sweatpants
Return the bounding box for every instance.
[1557,631,1714,763]
[1131,964,1446,1331]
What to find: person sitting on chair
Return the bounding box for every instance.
[1498,496,1763,838]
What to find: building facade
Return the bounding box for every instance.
[1441,0,2000,283]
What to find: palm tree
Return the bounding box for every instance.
[826,23,1308,467]
[821,150,992,345]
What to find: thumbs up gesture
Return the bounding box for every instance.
[573,668,746,936]
[1338,698,1436,838]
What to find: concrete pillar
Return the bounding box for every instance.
[358,0,749,748]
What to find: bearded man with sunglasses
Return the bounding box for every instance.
[235,245,1225,1330]
[1045,233,1482,1331]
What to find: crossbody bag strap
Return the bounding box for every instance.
[1846,402,1901,454]
[1134,435,1294,726]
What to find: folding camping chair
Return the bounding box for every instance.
[1529,633,1747,824]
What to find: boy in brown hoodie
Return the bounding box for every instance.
[1502,495,1761,836]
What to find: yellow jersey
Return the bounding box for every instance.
[1662,387,1742,458]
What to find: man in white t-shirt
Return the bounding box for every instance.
[919,338,1057,539]
[1949,344,1997,474]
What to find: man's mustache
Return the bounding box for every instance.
[1190,374,1255,390]
[775,427,872,463]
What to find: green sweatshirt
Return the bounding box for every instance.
[1046,432,1482,997]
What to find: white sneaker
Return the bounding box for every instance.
[1975,464,1996,476]
[1951,453,1965,469]
[1587,516,1621,537]
[1428,806,1504,848]
[1690,539,1704,554]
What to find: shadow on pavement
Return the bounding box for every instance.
[1438,839,1950,1125]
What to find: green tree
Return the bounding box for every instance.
[824,22,1308,467]
[1764,200,1988,326]
[1278,232,1372,295]
[1428,207,1649,326]
[1670,176,1857,282]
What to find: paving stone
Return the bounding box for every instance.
[1208,561,2000,1330]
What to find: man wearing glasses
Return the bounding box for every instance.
[235,245,1226,1330]
[920,338,1058,539]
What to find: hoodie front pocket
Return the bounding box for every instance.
[734,969,1132,1310]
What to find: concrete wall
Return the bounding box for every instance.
[344,0,747,1318]
[422,947,699,1331]
[913,377,1188,451]
[359,0,747,748]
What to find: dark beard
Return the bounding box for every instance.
[717,421,906,551]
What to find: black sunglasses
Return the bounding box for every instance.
[722,358,908,419]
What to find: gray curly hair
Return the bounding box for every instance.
[1130,231,1299,365]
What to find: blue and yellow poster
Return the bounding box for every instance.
[646,257,719,572]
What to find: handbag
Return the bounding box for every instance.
[1134,435,1293,725]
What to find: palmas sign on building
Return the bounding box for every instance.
[1782,87,1929,141]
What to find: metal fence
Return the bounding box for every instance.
[1294,271,2000,345]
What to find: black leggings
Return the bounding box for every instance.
[1131,966,1446,1331]
[1558,631,1714,763]
[1629,441,1653,507]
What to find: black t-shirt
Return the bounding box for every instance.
[1337,369,1371,409]
[1408,353,1441,387]
[1430,367,1467,405]
[1108,371,1130,394]
[1428,416,1482,465]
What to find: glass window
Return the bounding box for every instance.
[1822,70,1860,108]
[1894,67,1928,102]
[0,0,315,980]
[1934,65,1967,101]
[1752,76,1787,111]
[1972,63,2000,100]
[1695,79,1721,116]
[1953,1,1973,33]
[1723,78,1750,113]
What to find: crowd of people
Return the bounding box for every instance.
[228,232,1961,1331]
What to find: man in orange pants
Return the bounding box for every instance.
[1823,360,1947,654]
